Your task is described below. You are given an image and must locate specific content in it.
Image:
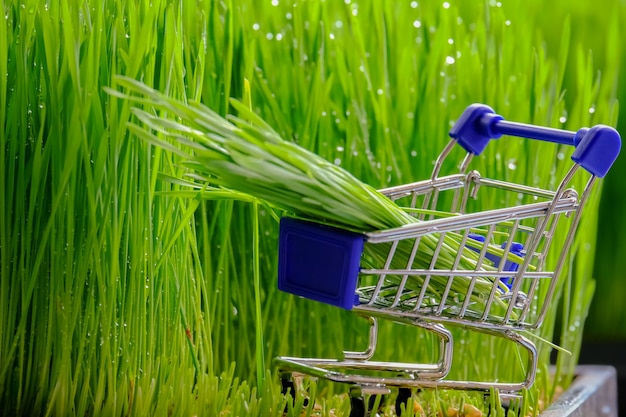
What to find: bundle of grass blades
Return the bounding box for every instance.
[109,76,511,311]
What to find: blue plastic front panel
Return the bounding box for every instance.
[278,218,365,310]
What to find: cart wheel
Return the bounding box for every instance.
[500,397,521,416]
[349,395,367,417]
[395,388,412,416]
[484,393,521,416]
[280,373,309,410]
[280,374,295,412]
[280,374,295,396]
[349,386,369,417]
[367,393,386,415]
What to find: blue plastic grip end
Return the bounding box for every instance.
[278,218,365,310]
[572,125,621,178]
[449,104,501,155]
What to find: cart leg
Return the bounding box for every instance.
[412,320,454,379]
[344,316,378,361]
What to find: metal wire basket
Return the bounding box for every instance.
[274,104,621,416]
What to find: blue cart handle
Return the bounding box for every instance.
[449,104,621,177]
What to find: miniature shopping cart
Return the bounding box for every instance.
[273,104,621,416]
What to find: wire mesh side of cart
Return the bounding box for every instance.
[355,164,587,332]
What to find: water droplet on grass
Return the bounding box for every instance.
[443,1,450,9]
[445,56,455,65]
[410,1,418,8]
[271,0,279,5]
[253,23,260,30]
[413,20,421,28]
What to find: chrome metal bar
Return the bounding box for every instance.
[431,139,457,180]
[368,240,399,305]
[436,230,471,316]
[365,199,578,244]
[529,175,596,328]
[504,164,580,322]
[378,174,465,199]
[392,236,423,308]
[359,269,554,279]
[343,317,378,361]
[413,232,448,312]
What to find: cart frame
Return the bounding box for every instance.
[274,104,621,410]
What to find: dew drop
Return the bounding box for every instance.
[445,56,455,65]
[443,1,450,9]
[252,23,260,31]
[413,20,422,28]
[410,1,418,8]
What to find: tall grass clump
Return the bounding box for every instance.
[0,0,620,416]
